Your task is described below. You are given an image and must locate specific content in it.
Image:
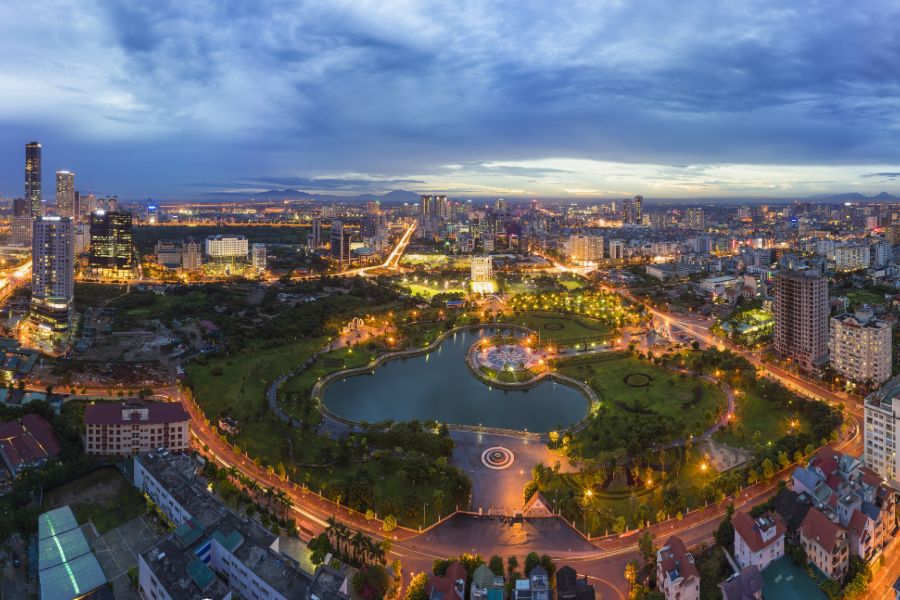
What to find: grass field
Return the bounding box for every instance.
[43,468,146,533]
[844,288,889,307]
[405,283,467,299]
[186,337,327,421]
[713,387,808,449]
[503,311,615,343]
[556,354,726,458]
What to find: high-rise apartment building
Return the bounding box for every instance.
[567,234,604,264]
[251,243,267,272]
[27,217,75,351]
[181,238,202,271]
[686,207,705,230]
[632,195,643,223]
[421,195,433,217]
[608,239,625,260]
[330,220,350,263]
[89,211,134,277]
[829,306,892,385]
[864,377,900,486]
[12,216,33,246]
[311,217,322,248]
[774,270,829,372]
[25,141,42,216]
[55,171,75,217]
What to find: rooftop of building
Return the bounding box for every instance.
[732,511,785,553]
[37,506,108,600]
[864,373,900,412]
[656,536,699,583]
[84,399,189,426]
[0,413,60,473]
[137,450,342,599]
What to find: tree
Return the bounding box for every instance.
[761,458,775,481]
[624,560,638,588]
[276,462,287,479]
[714,513,734,549]
[488,555,504,577]
[638,530,656,565]
[308,533,332,565]
[524,552,540,576]
[506,556,519,578]
[404,572,428,600]
[382,515,397,533]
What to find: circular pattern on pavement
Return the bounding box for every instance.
[481,446,515,470]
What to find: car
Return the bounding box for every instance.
[12,552,20,567]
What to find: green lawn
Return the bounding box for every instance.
[405,283,467,299]
[503,311,615,343]
[556,354,726,456]
[714,387,808,449]
[186,337,327,421]
[42,467,146,534]
[844,288,889,308]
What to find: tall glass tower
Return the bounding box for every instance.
[25,141,42,216]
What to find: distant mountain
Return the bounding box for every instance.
[806,191,900,203]
[197,188,420,203]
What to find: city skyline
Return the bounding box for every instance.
[1,1,900,200]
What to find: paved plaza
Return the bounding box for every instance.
[450,430,575,515]
[87,514,161,599]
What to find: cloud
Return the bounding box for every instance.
[0,0,899,198]
[862,172,900,179]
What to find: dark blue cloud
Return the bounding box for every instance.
[0,0,898,198]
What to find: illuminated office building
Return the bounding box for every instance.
[89,211,134,278]
[25,217,74,353]
[55,170,75,217]
[25,141,42,216]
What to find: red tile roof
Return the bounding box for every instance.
[848,509,869,538]
[800,507,843,552]
[858,466,883,488]
[427,561,466,600]
[659,536,700,581]
[732,511,785,553]
[0,414,60,470]
[84,400,190,426]
[810,448,838,477]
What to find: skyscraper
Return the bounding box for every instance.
[420,195,433,217]
[27,216,75,350]
[56,170,75,217]
[330,220,350,263]
[774,270,829,372]
[89,211,134,277]
[633,195,643,223]
[311,217,322,248]
[25,141,42,217]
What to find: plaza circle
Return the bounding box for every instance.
[481,446,515,470]
[474,343,542,372]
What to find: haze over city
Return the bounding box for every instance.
[2,1,900,200]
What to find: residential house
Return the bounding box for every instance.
[732,511,785,571]
[427,561,466,600]
[556,565,596,600]
[655,536,700,600]
[471,564,505,600]
[718,565,763,600]
[799,507,850,580]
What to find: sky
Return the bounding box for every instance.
[1,0,900,201]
